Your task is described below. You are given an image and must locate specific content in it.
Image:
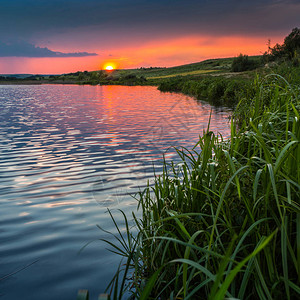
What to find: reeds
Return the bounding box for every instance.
[158,76,253,107]
[101,74,300,299]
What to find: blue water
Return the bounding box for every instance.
[0,85,231,299]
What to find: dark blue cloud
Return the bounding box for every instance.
[0,41,97,57]
[0,0,299,43]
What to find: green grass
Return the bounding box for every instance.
[100,74,300,299]
[147,69,217,79]
[112,56,262,80]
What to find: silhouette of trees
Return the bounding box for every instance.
[266,28,300,63]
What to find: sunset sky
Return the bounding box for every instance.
[0,0,299,74]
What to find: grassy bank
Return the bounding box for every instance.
[155,61,300,108]
[157,76,254,107]
[101,74,300,299]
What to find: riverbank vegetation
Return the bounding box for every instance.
[102,74,300,300]
[156,61,300,108]
[99,29,300,299]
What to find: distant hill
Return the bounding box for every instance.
[1,74,34,79]
[1,74,54,79]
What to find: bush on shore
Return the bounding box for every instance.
[231,54,259,72]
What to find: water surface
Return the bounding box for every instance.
[0,85,231,299]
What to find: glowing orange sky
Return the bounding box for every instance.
[0,0,299,74]
[0,34,285,74]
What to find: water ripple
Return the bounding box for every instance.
[0,84,231,300]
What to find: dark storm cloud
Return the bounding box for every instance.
[0,41,97,57]
[0,0,299,42]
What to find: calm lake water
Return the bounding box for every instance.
[0,85,231,299]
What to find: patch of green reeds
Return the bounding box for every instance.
[158,76,253,107]
[100,74,300,299]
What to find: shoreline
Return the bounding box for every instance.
[0,80,83,85]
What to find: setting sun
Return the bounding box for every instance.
[103,62,118,71]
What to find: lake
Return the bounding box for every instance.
[0,85,231,299]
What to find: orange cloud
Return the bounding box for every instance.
[102,35,284,69]
[0,34,285,74]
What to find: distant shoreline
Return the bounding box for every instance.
[0,80,85,85]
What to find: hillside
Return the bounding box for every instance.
[108,56,262,79]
